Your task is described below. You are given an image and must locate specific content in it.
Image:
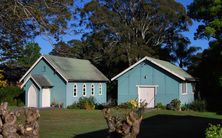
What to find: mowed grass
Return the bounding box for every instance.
[39,109,222,138]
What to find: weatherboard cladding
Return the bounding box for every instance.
[112,56,194,81]
[44,55,109,82]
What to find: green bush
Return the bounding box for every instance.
[189,99,206,112]
[166,99,181,111]
[0,86,24,106]
[181,104,191,111]
[67,96,96,110]
[155,103,166,110]
[117,99,138,109]
[206,124,222,138]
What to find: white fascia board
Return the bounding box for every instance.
[20,75,41,89]
[111,56,186,81]
[19,56,43,82]
[19,56,68,83]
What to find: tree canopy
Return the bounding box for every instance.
[79,0,191,66]
[0,0,73,62]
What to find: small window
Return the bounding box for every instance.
[43,66,46,72]
[91,84,95,96]
[73,84,78,97]
[82,84,87,96]
[182,83,187,94]
[99,83,102,95]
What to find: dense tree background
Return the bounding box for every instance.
[188,0,222,111]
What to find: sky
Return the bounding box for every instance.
[35,0,209,54]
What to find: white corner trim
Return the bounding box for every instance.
[19,56,43,82]
[20,75,41,89]
[111,56,186,81]
[19,56,68,83]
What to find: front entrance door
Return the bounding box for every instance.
[138,86,155,108]
[28,84,38,107]
[42,88,51,107]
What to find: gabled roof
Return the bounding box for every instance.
[111,56,194,81]
[20,55,109,83]
[32,75,52,88]
[20,74,52,88]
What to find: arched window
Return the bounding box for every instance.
[73,84,78,97]
[99,83,102,95]
[82,83,87,96]
[91,84,95,96]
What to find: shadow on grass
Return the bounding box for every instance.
[74,114,222,138]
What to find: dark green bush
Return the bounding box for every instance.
[155,103,166,110]
[206,124,222,138]
[189,99,206,112]
[0,86,24,106]
[181,104,191,111]
[166,99,181,111]
[67,96,96,110]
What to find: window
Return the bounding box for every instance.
[82,84,87,96]
[99,83,102,95]
[182,83,187,94]
[73,84,78,97]
[43,66,46,72]
[91,84,95,96]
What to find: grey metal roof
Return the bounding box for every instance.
[32,74,53,88]
[44,55,109,82]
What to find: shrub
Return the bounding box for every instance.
[78,97,95,110]
[166,99,181,111]
[189,99,206,112]
[206,124,222,138]
[155,103,166,110]
[181,104,191,111]
[67,96,96,110]
[0,86,24,106]
[117,99,138,109]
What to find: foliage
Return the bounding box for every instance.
[78,0,191,65]
[206,124,222,138]
[51,101,63,108]
[171,36,201,68]
[155,103,166,110]
[188,0,222,41]
[117,99,138,109]
[67,97,96,110]
[189,99,207,112]
[0,70,7,87]
[0,86,24,106]
[16,43,41,67]
[166,99,181,111]
[0,0,73,63]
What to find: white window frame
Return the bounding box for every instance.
[181,83,188,95]
[99,83,102,95]
[91,83,95,96]
[73,83,78,97]
[82,83,87,96]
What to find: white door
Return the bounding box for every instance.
[42,88,51,107]
[28,84,38,107]
[138,87,155,108]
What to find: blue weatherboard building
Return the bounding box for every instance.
[111,56,195,108]
[20,55,109,108]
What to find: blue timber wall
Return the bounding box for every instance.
[23,59,66,107]
[117,60,194,105]
[66,82,107,106]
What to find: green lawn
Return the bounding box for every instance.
[39,109,222,138]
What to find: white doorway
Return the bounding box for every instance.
[28,84,38,107]
[42,88,51,107]
[137,85,157,108]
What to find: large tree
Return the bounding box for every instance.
[79,0,191,66]
[188,0,222,110]
[0,0,73,63]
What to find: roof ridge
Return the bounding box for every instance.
[43,55,90,62]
